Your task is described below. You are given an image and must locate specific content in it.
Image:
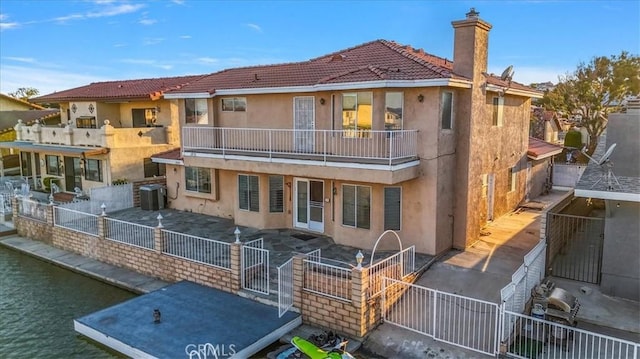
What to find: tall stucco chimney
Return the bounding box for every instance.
[451,8,492,80]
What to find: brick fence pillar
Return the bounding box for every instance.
[292,255,305,311]
[46,204,55,226]
[12,196,19,220]
[230,243,242,293]
[350,267,369,338]
[98,213,106,239]
[154,226,164,253]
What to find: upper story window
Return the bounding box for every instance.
[221,97,247,112]
[76,116,97,129]
[185,99,209,124]
[132,108,157,127]
[385,92,403,131]
[342,92,372,138]
[508,167,517,192]
[492,96,504,127]
[441,91,454,130]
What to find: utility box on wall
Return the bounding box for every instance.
[140,184,165,211]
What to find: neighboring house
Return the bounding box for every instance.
[574,97,640,301]
[150,9,542,255]
[0,93,61,174]
[530,106,562,144]
[0,76,203,193]
[526,137,563,200]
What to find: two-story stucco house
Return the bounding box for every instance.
[0,76,202,193]
[149,10,542,255]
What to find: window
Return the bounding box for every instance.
[85,159,102,182]
[46,155,60,176]
[342,92,372,137]
[492,96,504,126]
[185,99,208,124]
[342,184,370,229]
[384,187,401,231]
[185,167,211,193]
[441,91,453,130]
[269,175,284,213]
[508,167,517,192]
[20,152,33,176]
[384,92,403,130]
[238,175,259,212]
[221,97,247,112]
[143,158,166,178]
[76,116,97,129]
[132,108,157,127]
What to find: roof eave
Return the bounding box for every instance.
[485,84,543,99]
[527,148,563,160]
[574,188,640,202]
[164,78,473,99]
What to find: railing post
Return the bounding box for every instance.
[98,211,106,240]
[230,242,242,292]
[389,131,393,167]
[351,266,369,337]
[292,254,305,311]
[323,130,327,164]
[46,203,55,226]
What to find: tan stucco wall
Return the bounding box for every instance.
[108,145,175,182]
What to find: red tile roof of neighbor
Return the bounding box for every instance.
[151,148,182,161]
[31,39,538,101]
[528,137,564,160]
[31,75,206,103]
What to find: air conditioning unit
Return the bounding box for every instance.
[140,184,165,211]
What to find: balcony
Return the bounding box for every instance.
[15,120,170,148]
[182,127,420,183]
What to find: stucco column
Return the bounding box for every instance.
[14,120,23,141]
[101,120,115,148]
[292,255,305,310]
[63,124,74,146]
[230,243,242,293]
[32,121,42,143]
[351,267,369,337]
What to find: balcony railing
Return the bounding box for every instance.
[15,120,169,148]
[182,127,418,165]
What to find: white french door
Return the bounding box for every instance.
[294,178,324,232]
[293,97,315,152]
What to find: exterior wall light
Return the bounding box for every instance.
[320,98,326,105]
[417,94,424,102]
[234,227,241,243]
[356,250,364,269]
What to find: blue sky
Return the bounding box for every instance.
[1,0,638,96]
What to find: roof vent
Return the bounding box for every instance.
[330,54,346,62]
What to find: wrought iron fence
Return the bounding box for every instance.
[17,197,48,222]
[242,238,270,295]
[303,258,352,302]
[161,229,231,269]
[368,245,415,298]
[277,258,294,318]
[53,206,99,236]
[104,217,154,250]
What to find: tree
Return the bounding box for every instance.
[8,87,40,101]
[541,51,640,155]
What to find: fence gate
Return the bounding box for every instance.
[242,238,270,295]
[546,213,604,284]
[277,258,293,317]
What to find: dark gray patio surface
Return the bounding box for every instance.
[107,207,432,269]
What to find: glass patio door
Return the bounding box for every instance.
[294,178,324,232]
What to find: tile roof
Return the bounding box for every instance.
[485,74,539,94]
[151,148,182,161]
[31,75,206,103]
[0,110,60,132]
[167,40,462,94]
[527,137,563,160]
[0,93,45,110]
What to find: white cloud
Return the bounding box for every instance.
[0,65,108,95]
[119,58,173,70]
[3,56,37,63]
[0,13,19,30]
[143,37,164,46]
[171,0,185,5]
[86,3,145,18]
[113,43,127,48]
[180,35,191,39]
[196,57,219,64]
[139,18,157,25]
[246,23,262,33]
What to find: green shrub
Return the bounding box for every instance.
[564,130,582,149]
[42,177,61,192]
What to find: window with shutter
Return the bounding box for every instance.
[269,175,284,213]
[384,187,401,230]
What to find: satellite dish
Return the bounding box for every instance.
[500,65,514,82]
[581,143,621,190]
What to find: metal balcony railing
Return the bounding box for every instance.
[182,127,418,166]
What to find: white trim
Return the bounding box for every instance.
[150,157,184,165]
[574,188,640,202]
[485,84,543,99]
[164,79,473,99]
[74,320,156,359]
[182,151,420,171]
[527,148,563,160]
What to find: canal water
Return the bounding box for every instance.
[0,245,134,358]
[0,245,381,358]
